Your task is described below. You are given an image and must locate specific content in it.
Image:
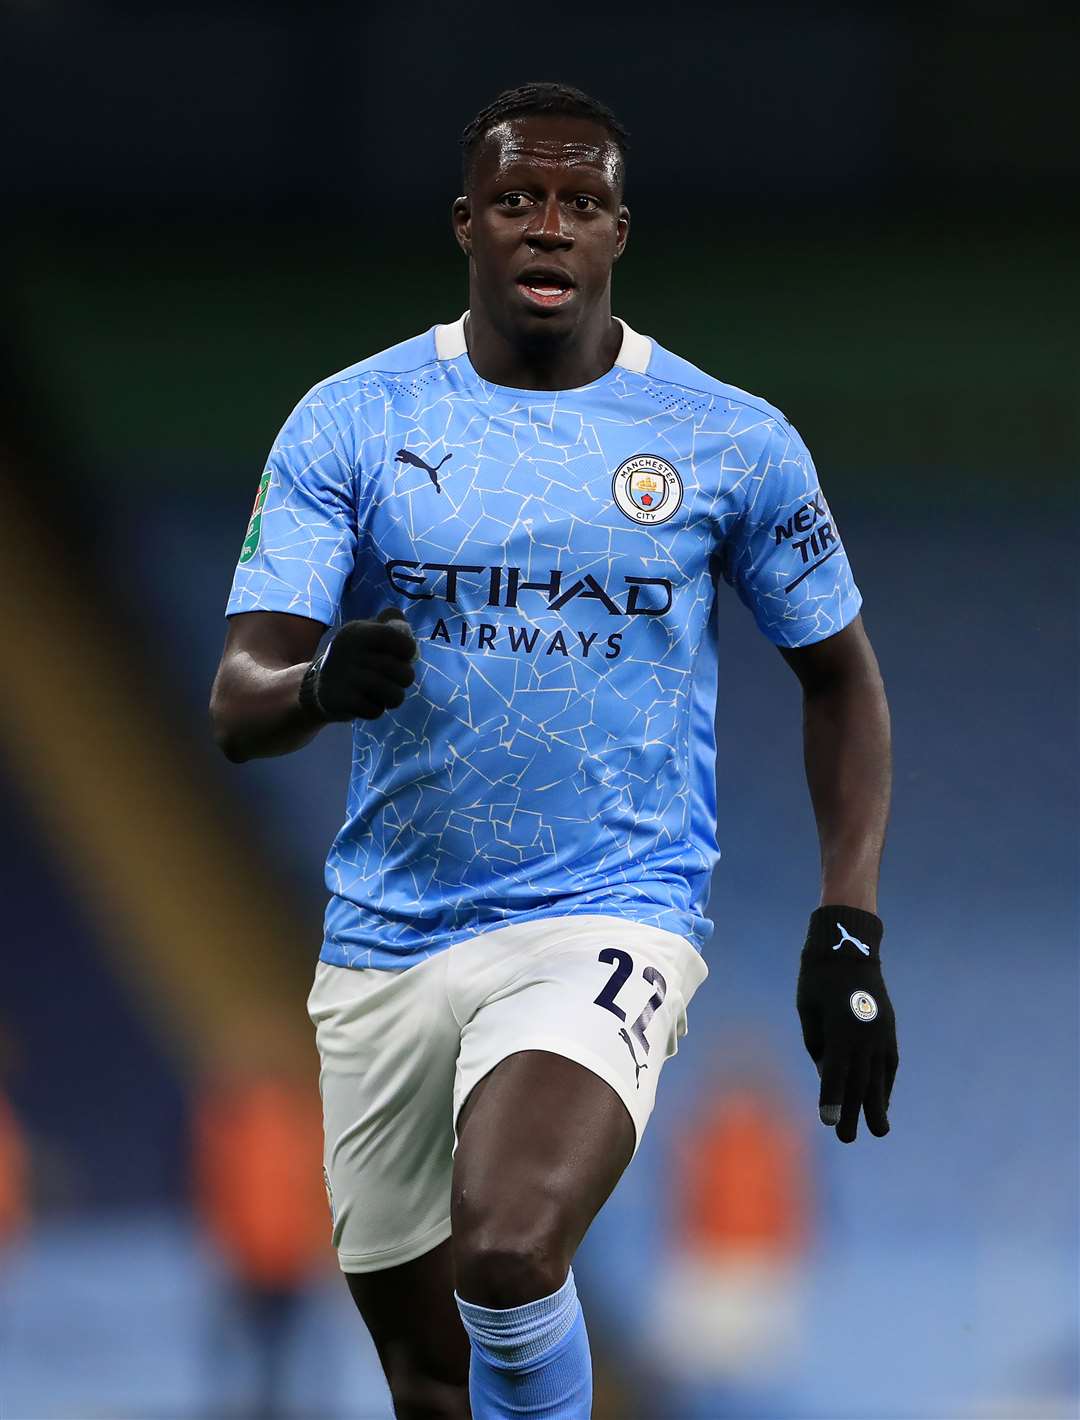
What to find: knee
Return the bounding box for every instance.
[454,1225,570,1310]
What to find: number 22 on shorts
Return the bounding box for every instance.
[592,947,668,1057]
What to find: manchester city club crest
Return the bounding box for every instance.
[612,455,684,525]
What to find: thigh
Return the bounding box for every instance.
[449,916,709,1296]
[452,1048,635,1274]
[308,956,458,1274]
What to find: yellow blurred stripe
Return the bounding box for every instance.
[0,479,313,1068]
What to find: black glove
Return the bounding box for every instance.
[298,608,418,723]
[796,906,898,1143]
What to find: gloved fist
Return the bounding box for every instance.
[796,906,898,1143]
[299,608,418,723]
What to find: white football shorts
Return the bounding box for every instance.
[307,913,708,1273]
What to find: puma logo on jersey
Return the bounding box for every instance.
[834,922,871,956]
[395,448,451,493]
[618,1027,648,1089]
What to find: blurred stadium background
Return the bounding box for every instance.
[1,2,1076,1417]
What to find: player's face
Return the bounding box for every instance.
[453,115,630,342]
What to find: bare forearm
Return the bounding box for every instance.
[802,665,891,913]
[210,651,323,762]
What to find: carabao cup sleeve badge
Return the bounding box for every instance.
[612,455,684,525]
[239,469,271,564]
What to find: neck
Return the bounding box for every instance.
[463,294,622,391]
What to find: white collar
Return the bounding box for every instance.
[433,312,651,376]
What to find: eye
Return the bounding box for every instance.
[499,192,533,210]
[573,194,600,212]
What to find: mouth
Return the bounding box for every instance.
[515,267,576,310]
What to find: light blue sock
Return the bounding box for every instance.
[455,1268,592,1419]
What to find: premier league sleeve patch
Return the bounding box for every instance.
[612,455,684,525]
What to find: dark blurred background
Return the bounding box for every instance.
[1,2,1076,1417]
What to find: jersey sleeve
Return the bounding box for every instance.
[721,418,863,647]
[225,384,358,627]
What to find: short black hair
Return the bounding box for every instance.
[460,82,630,191]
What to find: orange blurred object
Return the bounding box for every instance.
[0,1093,29,1245]
[675,1084,808,1258]
[194,1075,328,1287]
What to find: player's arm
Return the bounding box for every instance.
[721,414,897,1141]
[780,614,898,1143]
[210,609,418,763]
[213,381,419,762]
[778,613,891,913]
[210,610,327,763]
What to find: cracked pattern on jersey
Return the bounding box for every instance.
[227,335,861,968]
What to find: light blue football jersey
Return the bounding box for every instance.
[227,316,862,969]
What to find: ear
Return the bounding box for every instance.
[451,196,472,256]
[613,203,630,262]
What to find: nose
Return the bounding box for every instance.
[525,195,572,251]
